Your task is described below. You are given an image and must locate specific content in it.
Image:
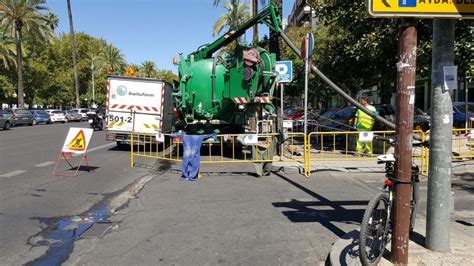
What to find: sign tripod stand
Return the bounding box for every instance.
[52,128,94,177]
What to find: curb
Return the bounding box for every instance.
[329,229,391,266]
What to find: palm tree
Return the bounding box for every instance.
[0,0,51,108]
[214,0,266,43]
[0,34,16,69]
[212,0,249,37]
[45,11,58,31]
[98,44,126,75]
[139,60,157,78]
[66,0,80,108]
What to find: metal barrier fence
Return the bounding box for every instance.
[130,132,309,176]
[130,128,473,177]
[422,128,474,174]
[307,130,428,175]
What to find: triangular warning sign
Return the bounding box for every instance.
[67,130,86,151]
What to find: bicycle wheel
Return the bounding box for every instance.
[359,191,391,266]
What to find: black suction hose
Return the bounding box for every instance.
[278,31,396,130]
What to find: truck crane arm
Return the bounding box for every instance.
[192,4,281,61]
[189,2,396,130]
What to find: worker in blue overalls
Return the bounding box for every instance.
[172,132,217,180]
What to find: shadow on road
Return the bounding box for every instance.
[272,172,367,237]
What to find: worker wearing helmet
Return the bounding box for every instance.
[354,96,377,156]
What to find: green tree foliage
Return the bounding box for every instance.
[98,43,126,75]
[0,74,14,102]
[7,30,115,108]
[284,1,474,106]
[212,0,250,36]
[156,69,178,84]
[0,0,53,107]
[139,60,157,78]
[0,34,16,69]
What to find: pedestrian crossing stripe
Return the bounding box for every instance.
[67,130,86,151]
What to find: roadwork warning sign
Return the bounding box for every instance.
[62,128,93,154]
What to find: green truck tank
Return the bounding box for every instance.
[173,4,282,134]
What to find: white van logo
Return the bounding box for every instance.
[117,86,127,96]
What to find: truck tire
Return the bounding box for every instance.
[116,142,129,150]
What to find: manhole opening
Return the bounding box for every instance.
[80,222,114,238]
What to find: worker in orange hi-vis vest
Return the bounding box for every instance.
[354,96,377,156]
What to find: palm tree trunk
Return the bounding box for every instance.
[67,0,81,108]
[14,26,24,108]
[252,0,258,44]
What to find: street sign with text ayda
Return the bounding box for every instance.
[368,0,474,19]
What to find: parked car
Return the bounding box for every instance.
[283,107,305,120]
[0,110,13,130]
[45,110,67,123]
[71,108,90,121]
[63,110,82,122]
[453,102,474,128]
[413,107,430,131]
[317,106,357,131]
[2,108,33,126]
[30,110,51,125]
[316,104,429,132]
[293,111,320,132]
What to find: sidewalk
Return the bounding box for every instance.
[328,162,474,266]
[330,216,474,265]
[63,160,473,265]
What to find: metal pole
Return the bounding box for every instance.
[426,19,454,252]
[280,83,284,159]
[391,19,417,264]
[465,77,468,130]
[304,55,308,137]
[91,60,95,106]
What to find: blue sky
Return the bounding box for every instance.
[48,0,294,73]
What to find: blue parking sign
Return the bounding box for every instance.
[275,61,293,83]
[399,0,416,7]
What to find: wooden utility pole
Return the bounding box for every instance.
[391,19,417,264]
[67,0,81,108]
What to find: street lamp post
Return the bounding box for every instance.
[91,59,96,107]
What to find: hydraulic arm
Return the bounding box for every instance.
[192,4,281,61]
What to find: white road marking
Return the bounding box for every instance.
[35,161,55,167]
[1,142,114,179]
[72,142,116,157]
[0,170,27,178]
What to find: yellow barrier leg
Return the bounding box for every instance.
[130,133,134,168]
[305,134,310,177]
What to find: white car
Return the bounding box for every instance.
[45,110,67,123]
[71,108,90,121]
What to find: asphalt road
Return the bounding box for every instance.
[0,122,472,265]
[0,122,152,264]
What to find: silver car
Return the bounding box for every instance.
[0,110,13,130]
[64,110,83,122]
[2,109,33,126]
